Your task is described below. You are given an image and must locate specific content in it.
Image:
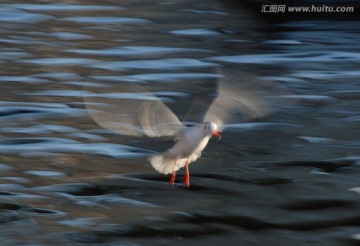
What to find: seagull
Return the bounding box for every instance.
[84,69,276,187]
[149,121,221,187]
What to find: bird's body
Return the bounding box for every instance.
[149,122,220,187]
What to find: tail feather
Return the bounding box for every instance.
[148,153,187,174]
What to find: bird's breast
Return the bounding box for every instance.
[168,129,210,159]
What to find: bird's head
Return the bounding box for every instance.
[203,121,221,140]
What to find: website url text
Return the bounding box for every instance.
[261,5,355,14]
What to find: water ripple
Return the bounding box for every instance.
[3,4,124,12]
[22,90,186,101]
[170,28,222,36]
[296,136,336,144]
[224,122,302,132]
[62,17,152,25]
[207,51,360,64]
[0,106,86,121]
[93,72,222,83]
[89,58,218,71]
[66,46,212,56]
[50,32,93,40]
[0,76,50,84]
[33,72,82,80]
[0,163,13,171]
[32,183,157,207]
[18,58,97,66]
[0,125,77,134]
[0,51,33,61]
[291,70,360,80]
[0,137,153,158]
[0,7,52,23]
[0,101,71,108]
[23,170,66,177]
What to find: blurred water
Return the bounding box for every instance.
[0,0,359,245]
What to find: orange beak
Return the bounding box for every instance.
[213,131,222,140]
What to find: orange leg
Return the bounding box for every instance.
[184,159,190,187]
[169,160,177,186]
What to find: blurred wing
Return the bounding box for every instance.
[84,83,184,138]
[182,78,219,124]
[203,69,278,130]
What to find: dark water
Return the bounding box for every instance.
[0,0,359,245]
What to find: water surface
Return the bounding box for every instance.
[0,0,359,245]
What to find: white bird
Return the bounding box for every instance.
[84,69,278,187]
[149,121,221,187]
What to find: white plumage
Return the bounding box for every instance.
[84,69,280,187]
[149,122,217,175]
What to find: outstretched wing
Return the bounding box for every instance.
[84,83,184,138]
[191,68,284,130]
